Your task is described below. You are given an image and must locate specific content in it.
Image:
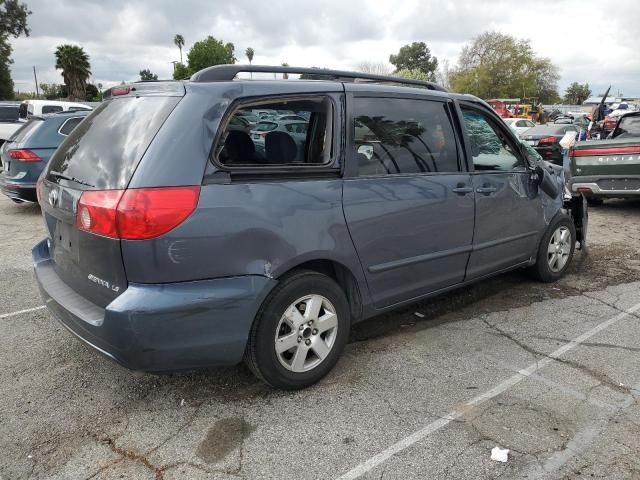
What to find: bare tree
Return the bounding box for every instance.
[355,61,392,76]
[435,58,451,90]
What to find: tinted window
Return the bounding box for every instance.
[19,103,27,119]
[216,97,333,166]
[42,105,63,114]
[0,105,19,121]
[353,97,459,176]
[58,117,84,136]
[614,116,640,138]
[461,109,524,171]
[46,96,180,190]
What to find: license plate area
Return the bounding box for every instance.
[597,178,640,191]
[52,220,79,264]
[526,140,538,146]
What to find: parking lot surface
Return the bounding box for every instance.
[2,196,640,480]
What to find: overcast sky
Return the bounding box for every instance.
[9,0,640,97]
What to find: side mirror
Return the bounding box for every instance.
[535,165,560,198]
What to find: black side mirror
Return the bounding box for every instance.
[535,165,560,198]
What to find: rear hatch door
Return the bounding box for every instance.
[40,92,182,308]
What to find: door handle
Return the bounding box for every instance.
[476,186,497,194]
[452,186,473,195]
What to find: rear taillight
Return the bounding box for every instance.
[76,187,200,240]
[9,149,41,162]
[538,136,557,145]
[576,187,592,193]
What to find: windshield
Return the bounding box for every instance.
[614,116,640,138]
[8,118,44,143]
[45,96,180,190]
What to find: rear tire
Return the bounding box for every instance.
[244,270,350,390]
[529,213,576,282]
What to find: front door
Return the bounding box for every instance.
[342,94,475,308]
[459,105,545,279]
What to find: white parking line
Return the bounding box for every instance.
[0,305,45,319]
[336,300,640,480]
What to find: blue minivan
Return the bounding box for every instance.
[1,110,89,203]
[33,66,587,389]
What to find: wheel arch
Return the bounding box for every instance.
[274,258,365,322]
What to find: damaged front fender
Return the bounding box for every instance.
[534,160,588,249]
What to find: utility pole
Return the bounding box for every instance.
[33,66,39,98]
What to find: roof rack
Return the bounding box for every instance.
[190,64,447,92]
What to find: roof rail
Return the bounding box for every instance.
[190,64,447,92]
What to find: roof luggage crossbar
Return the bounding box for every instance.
[190,64,447,92]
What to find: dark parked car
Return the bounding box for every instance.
[521,124,579,164]
[0,110,88,203]
[569,111,640,203]
[33,66,586,390]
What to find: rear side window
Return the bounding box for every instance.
[215,97,333,166]
[58,117,83,136]
[19,103,27,119]
[42,105,63,114]
[46,96,180,190]
[0,105,19,121]
[461,109,525,171]
[353,97,459,176]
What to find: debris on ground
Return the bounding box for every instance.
[490,446,509,463]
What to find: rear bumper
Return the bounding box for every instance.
[569,175,640,197]
[0,177,37,202]
[32,238,276,372]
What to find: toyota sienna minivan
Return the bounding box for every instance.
[33,65,587,389]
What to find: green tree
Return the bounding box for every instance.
[449,32,560,103]
[39,82,64,99]
[85,83,98,101]
[174,34,184,63]
[394,68,432,81]
[186,36,235,73]
[139,68,158,81]
[564,82,591,104]
[54,44,91,100]
[245,47,254,64]
[0,0,31,100]
[172,62,191,80]
[389,42,438,81]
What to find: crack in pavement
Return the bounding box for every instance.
[481,316,633,396]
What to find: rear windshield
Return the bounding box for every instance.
[615,116,640,138]
[9,118,44,143]
[0,105,19,121]
[46,96,180,190]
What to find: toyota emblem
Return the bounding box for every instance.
[48,188,59,207]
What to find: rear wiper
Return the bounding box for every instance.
[49,170,95,188]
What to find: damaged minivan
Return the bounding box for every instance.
[33,65,587,390]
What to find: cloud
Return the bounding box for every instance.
[8,0,640,96]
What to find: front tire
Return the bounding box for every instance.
[244,271,350,390]
[530,213,576,282]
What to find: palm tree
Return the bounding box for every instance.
[54,45,91,100]
[174,34,185,63]
[245,48,255,78]
[245,47,254,65]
